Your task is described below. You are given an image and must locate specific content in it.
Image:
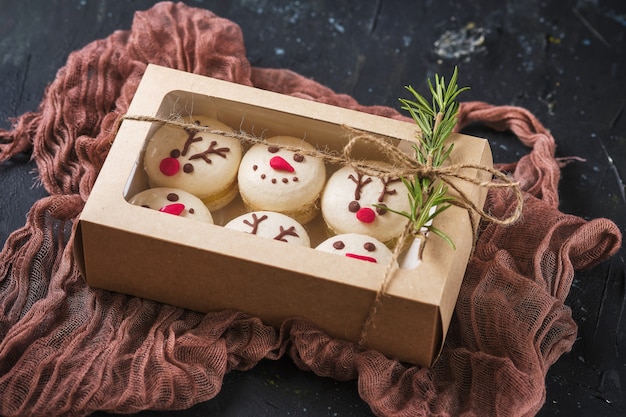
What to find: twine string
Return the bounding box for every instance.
[117,115,522,226]
[116,113,523,348]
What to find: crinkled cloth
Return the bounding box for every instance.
[0,2,621,416]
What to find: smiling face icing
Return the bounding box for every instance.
[128,187,214,224]
[237,136,326,224]
[321,163,410,243]
[315,233,395,265]
[143,116,242,211]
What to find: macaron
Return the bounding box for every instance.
[321,162,410,243]
[315,233,396,266]
[128,187,214,224]
[237,136,326,224]
[143,115,242,211]
[225,210,310,247]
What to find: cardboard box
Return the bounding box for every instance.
[74,64,492,366]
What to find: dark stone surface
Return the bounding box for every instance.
[1,1,624,416]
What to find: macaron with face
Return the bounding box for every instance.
[225,211,310,247]
[237,136,326,224]
[128,187,214,224]
[321,163,410,243]
[143,116,242,211]
[315,233,395,265]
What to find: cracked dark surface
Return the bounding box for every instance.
[1,0,624,416]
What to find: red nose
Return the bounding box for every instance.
[269,156,294,172]
[346,253,377,263]
[159,203,185,216]
[159,157,180,176]
[356,207,376,223]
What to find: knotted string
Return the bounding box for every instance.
[116,114,522,226]
[115,113,523,349]
[339,126,523,347]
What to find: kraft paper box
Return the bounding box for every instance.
[74,64,492,366]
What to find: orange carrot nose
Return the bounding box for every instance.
[269,155,294,172]
[159,203,185,216]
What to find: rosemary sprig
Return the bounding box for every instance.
[386,67,469,257]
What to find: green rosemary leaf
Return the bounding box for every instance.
[440,143,455,164]
[429,199,453,219]
[446,86,471,106]
[445,68,459,100]
[380,204,410,220]
[427,225,456,250]
[392,67,469,255]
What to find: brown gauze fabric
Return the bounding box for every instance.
[0,2,621,417]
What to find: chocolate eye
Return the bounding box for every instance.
[166,193,179,202]
[364,242,376,252]
[293,153,304,163]
[170,149,181,158]
[348,201,360,213]
[376,204,388,215]
[183,163,194,173]
[268,146,279,153]
[333,240,345,250]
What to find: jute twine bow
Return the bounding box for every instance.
[338,126,523,347]
[115,114,523,350]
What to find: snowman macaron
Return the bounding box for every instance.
[315,233,395,265]
[128,187,214,224]
[237,136,326,224]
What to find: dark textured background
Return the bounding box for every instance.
[1,1,624,416]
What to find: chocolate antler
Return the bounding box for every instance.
[273,226,299,242]
[348,173,373,200]
[181,127,203,156]
[189,140,231,164]
[243,213,268,235]
[378,177,400,202]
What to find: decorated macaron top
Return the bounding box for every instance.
[321,163,410,243]
[225,211,310,247]
[143,116,242,205]
[315,233,395,265]
[127,187,214,224]
[237,136,326,215]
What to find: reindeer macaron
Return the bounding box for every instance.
[143,116,243,211]
[225,211,311,247]
[321,162,410,244]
